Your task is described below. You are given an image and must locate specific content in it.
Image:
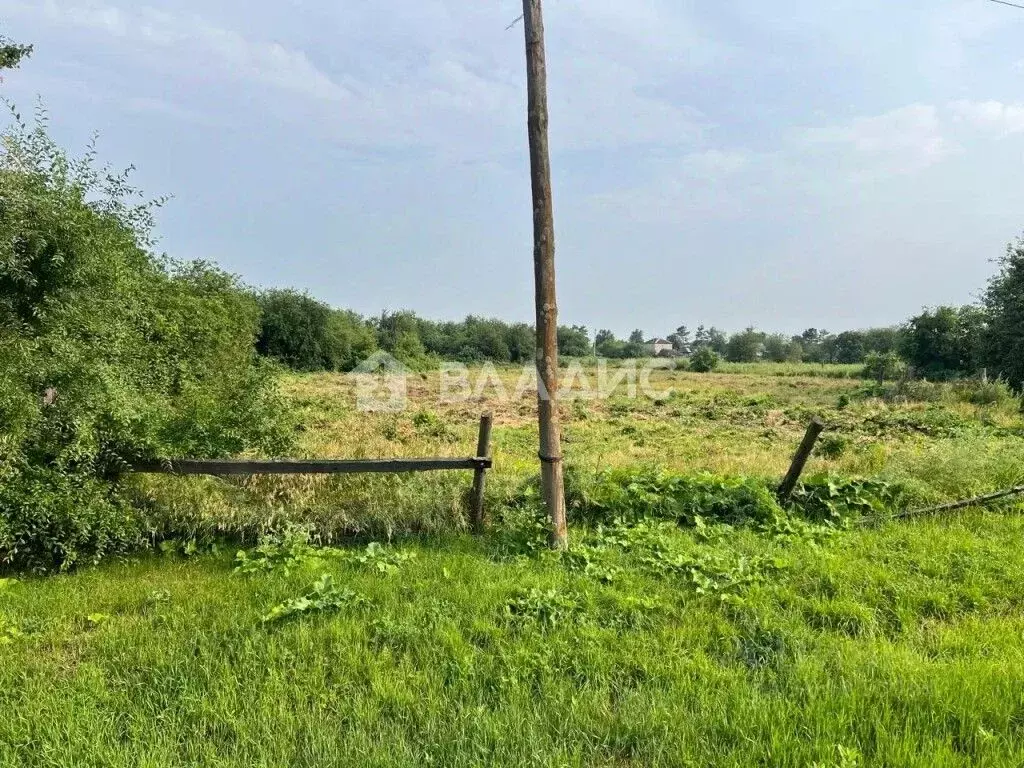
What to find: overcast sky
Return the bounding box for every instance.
[2,0,1023,336]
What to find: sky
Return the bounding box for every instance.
[1,0,1022,338]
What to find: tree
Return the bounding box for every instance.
[595,329,627,358]
[863,351,906,385]
[0,115,292,570]
[628,329,645,344]
[902,306,983,379]
[763,333,802,363]
[797,328,834,363]
[668,325,691,354]
[832,331,867,364]
[0,36,32,71]
[693,325,727,354]
[862,327,903,355]
[707,327,728,354]
[725,328,764,363]
[557,325,592,357]
[256,290,341,371]
[981,236,1024,390]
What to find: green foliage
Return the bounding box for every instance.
[902,305,984,379]
[233,525,321,576]
[0,111,294,571]
[0,36,32,70]
[981,236,1024,391]
[791,476,907,521]
[689,346,720,373]
[861,351,906,383]
[346,541,416,575]
[725,327,764,362]
[566,467,782,527]
[505,587,585,629]
[557,325,592,357]
[261,574,368,624]
[256,290,376,372]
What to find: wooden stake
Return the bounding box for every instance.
[469,413,493,534]
[522,0,567,550]
[778,417,826,504]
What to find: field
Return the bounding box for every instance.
[3,364,1024,766]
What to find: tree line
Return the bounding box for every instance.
[253,235,1024,390]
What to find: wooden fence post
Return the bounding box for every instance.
[470,413,493,534]
[778,417,826,504]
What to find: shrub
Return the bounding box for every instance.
[861,351,906,384]
[0,111,294,571]
[690,347,720,373]
[257,291,377,372]
[565,466,781,526]
[951,379,1019,408]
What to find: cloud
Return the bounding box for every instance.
[803,104,950,171]
[32,0,350,103]
[949,100,1024,137]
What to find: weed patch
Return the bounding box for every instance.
[261,574,368,624]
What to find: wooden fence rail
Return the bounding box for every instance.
[130,414,495,531]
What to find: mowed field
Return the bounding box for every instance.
[3,364,1024,767]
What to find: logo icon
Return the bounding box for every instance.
[350,352,409,412]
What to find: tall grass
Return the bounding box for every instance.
[2,511,1024,766]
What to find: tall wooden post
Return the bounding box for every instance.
[522,0,567,550]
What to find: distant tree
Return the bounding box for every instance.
[628,329,645,345]
[693,325,727,354]
[257,290,342,371]
[327,309,378,370]
[558,325,592,357]
[506,322,535,364]
[693,325,710,349]
[797,328,834,363]
[902,306,984,379]
[707,327,728,355]
[668,325,691,354]
[981,235,1024,390]
[832,331,867,364]
[862,351,906,385]
[763,333,801,363]
[862,327,904,355]
[725,327,765,363]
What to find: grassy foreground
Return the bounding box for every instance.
[3,510,1024,767]
[4,364,1024,766]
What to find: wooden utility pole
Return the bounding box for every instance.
[522,0,567,550]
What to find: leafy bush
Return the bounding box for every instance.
[689,347,720,373]
[951,379,1019,408]
[256,290,376,372]
[790,476,907,521]
[861,351,906,384]
[0,111,294,571]
[565,466,781,526]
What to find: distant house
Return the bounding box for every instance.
[645,338,675,356]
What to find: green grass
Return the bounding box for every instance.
[3,511,1024,766]
[4,364,1024,765]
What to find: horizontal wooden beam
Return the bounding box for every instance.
[131,457,492,476]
